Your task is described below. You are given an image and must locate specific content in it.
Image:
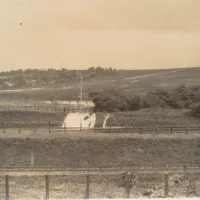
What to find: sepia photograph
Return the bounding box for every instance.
[0,0,200,199]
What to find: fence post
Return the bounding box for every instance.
[64,123,66,134]
[85,175,90,199]
[170,126,173,134]
[18,125,21,135]
[126,187,131,199]
[186,124,188,134]
[49,123,52,134]
[45,175,49,200]
[155,124,158,134]
[164,173,169,197]
[34,127,36,134]
[5,175,9,200]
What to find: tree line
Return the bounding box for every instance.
[89,85,200,118]
[0,67,118,88]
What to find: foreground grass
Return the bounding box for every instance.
[0,173,200,199]
[0,135,200,198]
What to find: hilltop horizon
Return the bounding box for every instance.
[0,65,199,73]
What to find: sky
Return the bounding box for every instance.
[0,0,200,71]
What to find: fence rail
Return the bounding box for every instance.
[0,104,93,113]
[1,124,200,134]
[1,165,200,199]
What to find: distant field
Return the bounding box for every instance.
[1,68,200,101]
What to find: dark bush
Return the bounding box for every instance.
[89,85,200,113]
[192,105,200,118]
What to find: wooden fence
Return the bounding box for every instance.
[0,105,93,113]
[1,165,200,199]
[1,124,200,134]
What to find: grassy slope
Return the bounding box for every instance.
[1,136,200,167]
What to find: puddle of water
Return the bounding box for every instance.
[0,88,44,93]
[62,112,96,128]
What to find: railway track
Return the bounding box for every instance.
[1,164,200,176]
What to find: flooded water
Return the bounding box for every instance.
[62,112,96,128]
[45,100,94,107]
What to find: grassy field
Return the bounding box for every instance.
[0,111,66,128]
[95,108,199,127]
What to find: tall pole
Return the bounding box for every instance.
[80,75,83,102]
[80,74,83,130]
[5,175,9,200]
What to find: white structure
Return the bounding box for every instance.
[103,114,116,127]
[62,74,97,129]
[62,112,96,128]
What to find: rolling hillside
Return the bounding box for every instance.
[0,67,200,101]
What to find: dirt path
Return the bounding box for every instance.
[123,70,179,80]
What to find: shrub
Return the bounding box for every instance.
[192,105,200,118]
[89,85,200,113]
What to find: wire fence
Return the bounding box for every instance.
[1,124,200,135]
[2,165,200,199]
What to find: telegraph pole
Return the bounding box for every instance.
[80,75,83,103]
[80,74,83,130]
